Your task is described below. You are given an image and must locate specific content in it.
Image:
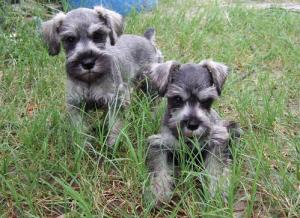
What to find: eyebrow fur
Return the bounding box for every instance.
[197,86,219,101]
[165,84,189,100]
[59,22,79,37]
[60,30,77,39]
[88,23,110,36]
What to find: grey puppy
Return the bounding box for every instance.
[42,6,162,145]
[144,60,241,204]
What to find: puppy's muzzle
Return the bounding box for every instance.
[67,49,111,83]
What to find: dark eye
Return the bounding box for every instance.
[93,32,106,43]
[200,98,214,109]
[172,96,184,106]
[65,36,76,44]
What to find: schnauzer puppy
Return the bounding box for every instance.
[41,6,162,145]
[144,60,241,204]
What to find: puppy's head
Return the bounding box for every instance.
[147,60,228,138]
[41,7,123,82]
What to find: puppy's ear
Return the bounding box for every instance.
[146,61,181,96]
[94,6,124,45]
[199,60,229,95]
[41,12,66,56]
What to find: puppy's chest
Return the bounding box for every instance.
[68,80,115,109]
[85,85,115,109]
[185,138,209,153]
[173,139,210,167]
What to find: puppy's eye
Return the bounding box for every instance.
[172,96,184,106]
[93,32,106,43]
[65,36,76,44]
[200,98,213,109]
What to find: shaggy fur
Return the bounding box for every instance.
[144,60,241,204]
[42,7,163,145]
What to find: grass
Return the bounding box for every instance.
[0,0,300,217]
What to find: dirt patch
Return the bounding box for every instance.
[288,99,300,116]
[232,2,300,12]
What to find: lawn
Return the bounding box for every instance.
[0,0,299,217]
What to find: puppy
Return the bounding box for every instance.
[144,60,241,204]
[41,6,163,145]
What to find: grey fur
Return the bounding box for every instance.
[199,60,229,95]
[42,7,163,146]
[94,6,124,45]
[42,7,124,55]
[145,60,241,205]
[41,12,66,55]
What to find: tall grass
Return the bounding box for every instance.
[0,0,299,216]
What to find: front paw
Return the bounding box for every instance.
[107,119,122,147]
[148,173,174,205]
[208,181,230,204]
[117,83,131,107]
[206,162,231,203]
[221,120,243,139]
[210,125,229,146]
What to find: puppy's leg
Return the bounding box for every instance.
[66,80,87,129]
[107,116,123,147]
[67,104,84,127]
[117,83,131,107]
[205,125,231,200]
[146,132,178,204]
[66,104,88,135]
[106,84,129,147]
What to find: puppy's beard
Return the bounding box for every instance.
[67,65,102,82]
[76,70,101,82]
[67,53,111,83]
[182,126,209,138]
[168,105,211,138]
[92,60,106,75]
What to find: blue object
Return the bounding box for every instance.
[68,0,158,15]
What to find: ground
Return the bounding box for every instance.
[0,0,299,217]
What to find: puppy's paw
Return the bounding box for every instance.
[222,120,243,139]
[207,176,230,204]
[107,134,117,147]
[210,125,229,146]
[107,118,122,147]
[207,164,231,203]
[117,83,131,107]
[149,173,174,205]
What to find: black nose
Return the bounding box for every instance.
[81,57,95,70]
[187,119,200,131]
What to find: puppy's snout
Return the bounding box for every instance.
[81,57,96,70]
[186,118,201,131]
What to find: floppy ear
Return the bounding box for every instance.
[94,6,124,45]
[146,61,181,96]
[199,60,229,95]
[41,12,66,56]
